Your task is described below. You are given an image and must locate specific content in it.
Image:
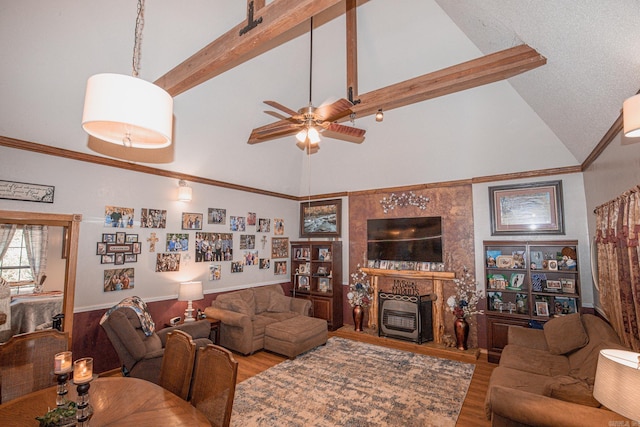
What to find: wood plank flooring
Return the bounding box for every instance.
[233,328,494,427]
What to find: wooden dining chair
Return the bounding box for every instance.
[158,329,197,400]
[0,329,69,403]
[190,344,238,427]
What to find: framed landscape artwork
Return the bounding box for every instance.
[300,199,342,238]
[489,181,564,235]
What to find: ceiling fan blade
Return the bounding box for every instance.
[264,100,299,117]
[315,98,354,122]
[248,120,302,144]
[324,122,366,140]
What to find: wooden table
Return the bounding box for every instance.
[165,316,221,344]
[0,377,210,426]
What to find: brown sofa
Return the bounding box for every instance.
[204,284,326,356]
[485,313,632,426]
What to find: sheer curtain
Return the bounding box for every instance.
[22,225,48,292]
[594,185,640,351]
[0,225,16,333]
[0,224,17,260]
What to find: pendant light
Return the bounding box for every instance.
[296,17,321,150]
[623,93,640,138]
[81,0,173,149]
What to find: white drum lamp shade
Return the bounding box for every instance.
[593,348,640,421]
[82,73,173,148]
[178,281,204,322]
[623,93,640,138]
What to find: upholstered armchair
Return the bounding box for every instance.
[101,306,212,384]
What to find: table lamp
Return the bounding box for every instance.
[593,348,640,422]
[178,281,203,322]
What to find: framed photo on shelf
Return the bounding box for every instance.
[298,263,310,275]
[554,296,577,315]
[318,248,331,261]
[489,180,564,235]
[561,278,576,293]
[547,259,558,270]
[299,199,342,238]
[317,266,328,276]
[318,277,330,292]
[297,275,310,290]
[546,280,562,292]
[535,301,550,317]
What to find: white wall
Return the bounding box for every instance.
[472,173,593,306]
[0,146,298,312]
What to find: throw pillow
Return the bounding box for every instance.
[544,313,589,355]
[543,375,601,407]
[219,298,255,319]
[267,291,291,313]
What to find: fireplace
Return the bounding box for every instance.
[378,292,434,344]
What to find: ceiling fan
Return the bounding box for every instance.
[247,18,366,153]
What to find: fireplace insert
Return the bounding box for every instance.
[378,292,434,344]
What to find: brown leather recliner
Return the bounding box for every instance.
[101,307,213,384]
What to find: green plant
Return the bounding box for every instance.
[35,402,76,427]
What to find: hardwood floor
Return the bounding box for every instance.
[233,328,494,427]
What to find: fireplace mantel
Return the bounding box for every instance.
[360,268,455,344]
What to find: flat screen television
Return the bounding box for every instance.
[367,217,443,263]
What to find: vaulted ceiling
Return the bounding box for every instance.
[1,0,639,197]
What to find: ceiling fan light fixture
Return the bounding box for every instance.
[623,93,640,137]
[375,109,384,122]
[296,128,308,143]
[307,126,321,144]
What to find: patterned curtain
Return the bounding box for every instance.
[594,186,640,351]
[0,224,17,260]
[22,225,48,292]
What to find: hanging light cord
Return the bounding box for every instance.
[132,0,145,77]
[308,17,313,106]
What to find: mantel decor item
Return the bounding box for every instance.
[300,199,342,238]
[489,180,564,235]
[379,191,429,214]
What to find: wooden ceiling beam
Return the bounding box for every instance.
[155,0,343,97]
[350,44,546,118]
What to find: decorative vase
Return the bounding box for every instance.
[454,316,469,350]
[352,305,364,332]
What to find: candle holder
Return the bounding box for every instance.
[73,357,94,426]
[53,351,72,407]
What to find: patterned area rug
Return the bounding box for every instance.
[231,337,475,427]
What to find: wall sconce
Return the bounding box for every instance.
[177,180,192,202]
[178,281,204,322]
[593,348,640,422]
[623,93,640,137]
[375,109,384,122]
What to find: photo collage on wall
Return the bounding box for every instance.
[99,204,287,291]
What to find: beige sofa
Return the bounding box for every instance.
[485,313,632,426]
[204,284,326,357]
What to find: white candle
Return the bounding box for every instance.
[73,357,93,383]
[54,351,72,374]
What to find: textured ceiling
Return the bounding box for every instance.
[1,0,639,196]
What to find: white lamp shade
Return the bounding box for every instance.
[307,127,321,144]
[623,94,640,138]
[295,128,308,143]
[177,185,192,202]
[178,281,203,302]
[593,348,640,421]
[82,73,173,148]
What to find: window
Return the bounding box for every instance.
[0,228,34,284]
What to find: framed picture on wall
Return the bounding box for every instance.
[299,199,341,238]
[489,181,564,235]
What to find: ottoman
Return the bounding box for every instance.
[264,316,328,359]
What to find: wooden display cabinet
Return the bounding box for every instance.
[484,240,580,363]
[290,241,343,331]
